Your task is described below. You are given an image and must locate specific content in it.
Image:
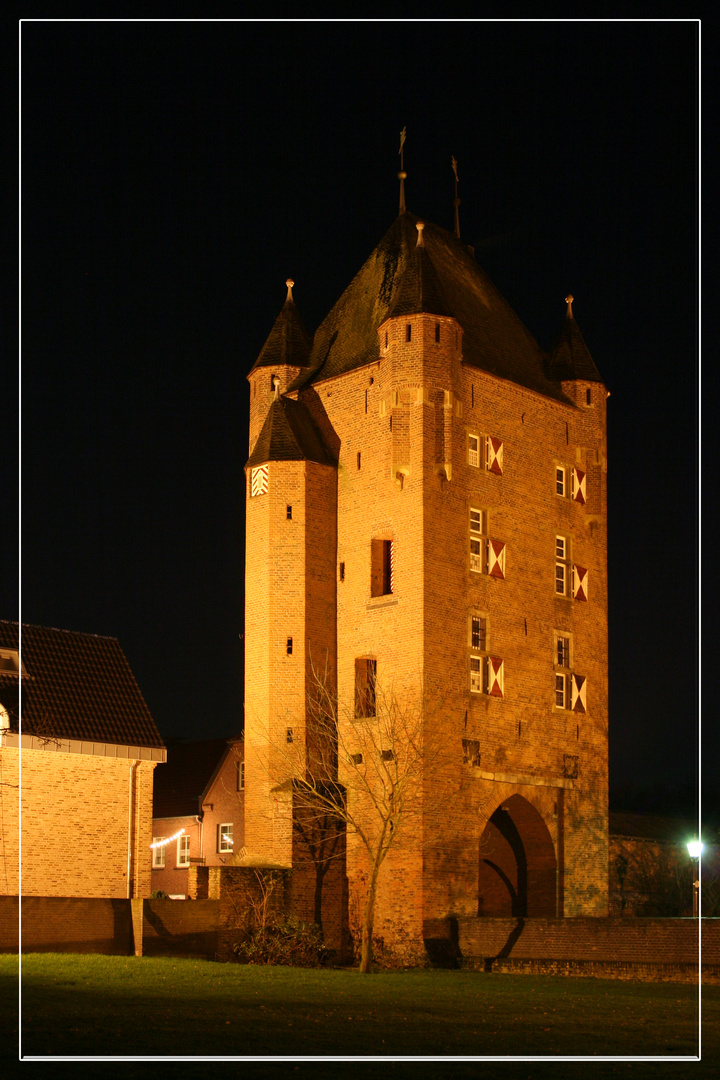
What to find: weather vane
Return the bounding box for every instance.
[398,127,407,214]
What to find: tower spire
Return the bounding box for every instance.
[451,156,460,239]
[565,293,574,319]
[398,126,407,214]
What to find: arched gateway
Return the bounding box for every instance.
[478,794,558,917]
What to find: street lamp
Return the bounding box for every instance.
[686,840,704,917]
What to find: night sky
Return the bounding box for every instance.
[14,21,703,816]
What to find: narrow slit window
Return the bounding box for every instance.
[236,760,244,791]
[287,637,293,655]
[586,388,592,404]
[365,389,368,413]
[435,323,440,342]
[357,451,361,470]
[286,728,293,744]
[286,505,292,520]
[406,324,412,342]
[371,539,393,596]
[339,562,345,582]
[385,331,388,348]
[355,658,377,718]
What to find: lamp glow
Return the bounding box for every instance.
[687,840,703,859]
[150,828,185,849]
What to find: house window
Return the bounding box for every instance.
[470,508,484,573]
[251,465,269,497]
[555,673,569,709]
[462,738,481,767]
[177,834,190,868]
[470,655,483,694]
[485,435,504,475]
[218,824,234,853]
[471,616,486,651]
[555,535,570,595]
[152,839,166,869]
[236,760,244,791]
[355,658,377,718]
[371,539,393,596]
[556,634,570,669]
[468,433,480,467]
[555,466,566,497]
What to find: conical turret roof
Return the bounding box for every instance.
[289,211,569,401]
[386,228,452,319]
[546,301,604,384]
[247,396,334,468]
[251,292,312,373]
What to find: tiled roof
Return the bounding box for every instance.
[247,395,335,468]
[0,621,164,748]
[546,308,603,384]
[153,737,238,818]
[251,297,312,373]
[386,238,452,319]
[288,211,573,401]
[609,812,700,843]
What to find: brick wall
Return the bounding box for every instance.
[1,896,133,954]
[139,899,222,959]
[1,746,156,898]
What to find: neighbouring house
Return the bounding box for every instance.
[609,812,718,917]
[151,736,244,898]
[0,621,165,898]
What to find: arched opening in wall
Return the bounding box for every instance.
[477,794,557,917]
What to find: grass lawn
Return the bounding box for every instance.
[4,953,717,1079]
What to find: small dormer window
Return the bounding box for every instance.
[0,649,21,675]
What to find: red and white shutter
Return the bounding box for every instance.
[571,674,587,713]
[572,564,588,601]
[251,465,269,497]
[571,467,587,505]
[487,656,504,698]
[488,539,506,579]
[486,435,504,475]
[389,540,395,594]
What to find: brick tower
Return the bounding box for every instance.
[244,205,609,954]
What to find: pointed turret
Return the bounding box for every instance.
[247,396,334,469]
[386,221,452,319]
[250,279,312,374]
[547,295,604,384]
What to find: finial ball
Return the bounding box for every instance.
[398,171,407,180]
[565,294,574,305]
[286,279,295,289]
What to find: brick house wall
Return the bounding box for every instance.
[1,742,157,898]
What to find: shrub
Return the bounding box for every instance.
[150,890,169,900]
[233,915,331,967]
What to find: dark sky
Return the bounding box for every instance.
[14,21,702,813]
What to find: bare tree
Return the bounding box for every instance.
[252,657,457,973]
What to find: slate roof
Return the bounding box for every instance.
[247,395,335,468]
[609,812,701,844]
[153,737,237,818]
[287,211,575,401]
[0,621,164,748]
[547,306,603,383]
[386,234,452,319]
[251,296,312,373]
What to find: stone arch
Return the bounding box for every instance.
[477,794,557,917]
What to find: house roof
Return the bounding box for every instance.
[251,295,312,373]
[0,621,164,748]
[287,211,577,401]
[609,812,702,844]
[546,302,604,384]
[247,395,335,468]
[153,737,239,818]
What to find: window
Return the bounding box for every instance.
[152,839,166,869]
[357,451,361,469]
[435,323,440,342]
[380,749,394,762]
[556,634,570,668]
[385,331,388,348]
[406,324,412,342]
[471,616,486,651]
[0,649,21,674]
[236,759,244,791]
[371,538,393,596]
[218,824,234,853]
[555,535,570,595]
[350,753,363,765]
[286,505,292,520]
[177,834,190,868]
[468,433,480,467]
[470,508,484,573]
[286,728,294,743]
[470,655,483,694]
[485,435,504,475]
[251,465,269,497]
[555,466,566,497]
[287,637,293,655]
[355,658,377,718]
[462,738,481,767]
[586,388,592,405]
[554,631,586,712]
[339,562,345,582]
[571,467,587,505]
[555,673,569,709]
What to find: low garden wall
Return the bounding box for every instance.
[1,896,133,955]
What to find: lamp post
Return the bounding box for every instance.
[686,840,703,918]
